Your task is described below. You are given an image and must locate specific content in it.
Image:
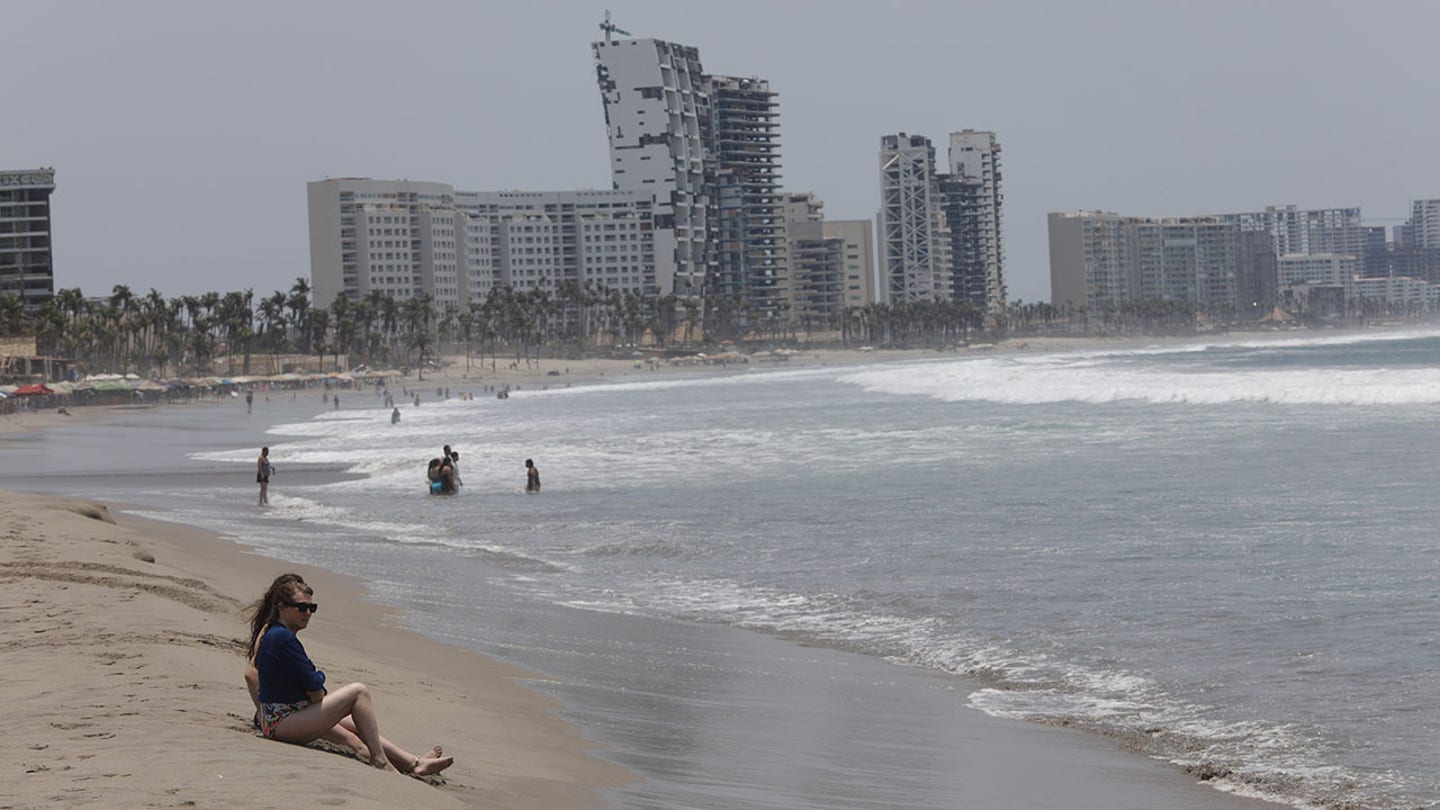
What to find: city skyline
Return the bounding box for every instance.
[9,0,1440,305]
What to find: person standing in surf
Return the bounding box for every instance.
[525,458,540,493]
[257,447,274,506]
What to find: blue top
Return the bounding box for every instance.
[255,624,326,704]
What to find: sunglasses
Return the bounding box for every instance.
[284,600,319,614]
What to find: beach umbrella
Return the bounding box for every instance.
[631,350,644,357]
[92,381,132,391]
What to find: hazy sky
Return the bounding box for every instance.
[11,0,1440,305]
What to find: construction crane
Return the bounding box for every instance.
[599,11,630,43]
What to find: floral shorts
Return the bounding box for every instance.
[259,699,311,738]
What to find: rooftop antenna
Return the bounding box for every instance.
[600,10,630,43]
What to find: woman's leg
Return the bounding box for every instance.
[269,683,392,770]
[334,718,453,775]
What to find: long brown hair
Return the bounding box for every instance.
[244,573,312,658]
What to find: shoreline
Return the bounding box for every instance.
[0,490,633,809]
[399,323,1440,394]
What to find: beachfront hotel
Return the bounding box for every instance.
[307,178,658,310]
[0,168,56,308]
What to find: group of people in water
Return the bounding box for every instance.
[246,573,455,775]
[257,445,541,504]
[427,445,463,495]
[424,447,540,494]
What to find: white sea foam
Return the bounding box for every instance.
[837,353,1440,406]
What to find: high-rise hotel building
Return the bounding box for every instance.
[593,36,714,297]
[308,178,656,310]
[1049,211,1261,318]
[0,168,56,307]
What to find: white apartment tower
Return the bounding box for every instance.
[1408,199,1440,250]
[309,179,657,310]
[1222,205,1366,262]
[1049,211,1247,317]
[307,179,466,311]
[945,130,1005,312]
[593,36,713,297]
[1049,211,1138,311]
[878,134,952,304]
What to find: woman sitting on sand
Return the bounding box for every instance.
[244,573,454,775]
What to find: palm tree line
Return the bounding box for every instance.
[3,279,814,378]
[1,276,1263,378]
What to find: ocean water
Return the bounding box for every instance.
[15,328,1440,809]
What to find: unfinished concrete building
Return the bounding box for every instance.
[943,130,1005,313]
[709,75,788,319]
[878,134,952,304]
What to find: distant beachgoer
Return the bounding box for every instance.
[333,395,340,410]
[391,407,400,424]
[246,391,253,413]
[244,574,454,775]
[525,459,540,493]
[257,447,274,506]
[449,451,462,489]
[413,394,420,407]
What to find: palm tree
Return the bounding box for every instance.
[0,293,30,336]
[286,278,311,353]
[401,294,435,376]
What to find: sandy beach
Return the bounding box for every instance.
[0,490,631,809]
[0,335,1317,809]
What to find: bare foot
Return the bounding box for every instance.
[413,755,455,776]
[425,745,442,759]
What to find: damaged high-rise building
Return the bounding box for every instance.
[943,130,1005,313]
[593,26,798,322]
[878,131,1006,312]
[593,35,714,298]
[709,75,788,319]
[878,134,952,304]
